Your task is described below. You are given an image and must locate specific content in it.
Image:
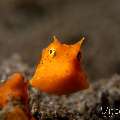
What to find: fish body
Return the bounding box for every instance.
[30,36,89,95]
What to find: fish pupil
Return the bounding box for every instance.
[50,49,52,54]
[49,48,56,57]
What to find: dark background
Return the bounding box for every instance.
[0,0,120,80]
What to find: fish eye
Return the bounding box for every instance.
[49,48,56,57]
[77,51,81,61]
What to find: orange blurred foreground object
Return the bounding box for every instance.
[0,73,28,107]
[30,36,89,95]
[0,73,35,120]
[6,106,32,120]
[4,105,35,120]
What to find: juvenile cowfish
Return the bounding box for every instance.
[30,36,89,95]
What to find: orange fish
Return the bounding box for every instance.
[30,36,89,95]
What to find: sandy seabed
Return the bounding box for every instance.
[0,54,119,120]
